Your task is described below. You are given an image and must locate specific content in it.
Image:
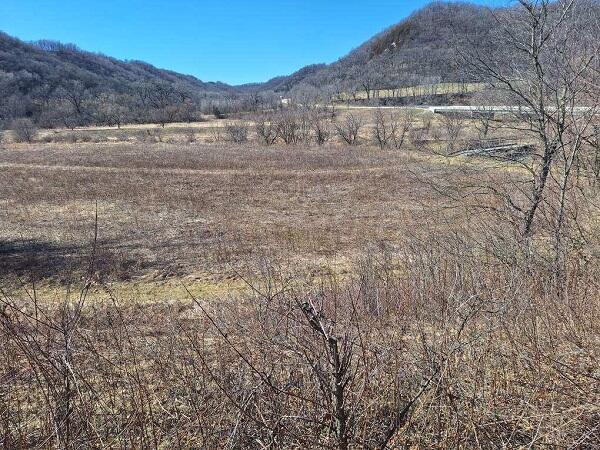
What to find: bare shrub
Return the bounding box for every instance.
[371,109,413,150]
[390,111,414,149]
[473,107,494,139]
[225,122,249,144]
[255,114,278,145]
[275,109,301,145]
[372,109,391,149]
[297,109,312,144]
[309,109,332,145]
[11,118,38,143]
[208,126,223,143]
[3,236,597,448]
[335,113,363,145]
[185,129,197,143]
[441,113,465,152]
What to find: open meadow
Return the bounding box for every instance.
[1,107,599,448]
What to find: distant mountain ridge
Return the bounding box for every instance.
[0,2,500,104]
[3,1,597,127]
[0,32,235,96]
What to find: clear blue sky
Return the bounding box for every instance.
[1,0,506,85]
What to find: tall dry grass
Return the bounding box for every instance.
[1,231,598,449]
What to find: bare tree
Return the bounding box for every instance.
[275,109,302,145]
[11,118,38,143]
[372,109,391,149]
[255,114,278,145]
[225,122,249,144]
[390,110,414,149]
[462,0,600,262]
[335,113,363,145]
[309,109,332,145]
[473,107,494,139]
[56,80,89,120]
[440,113,466,152]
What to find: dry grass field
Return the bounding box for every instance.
[1,113,599,448]
[0,133,455,293]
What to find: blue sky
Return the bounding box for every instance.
[1,0,507,85]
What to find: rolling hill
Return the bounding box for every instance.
[2,0,597,126]
[249,2,498,99]
[0,32,234,96]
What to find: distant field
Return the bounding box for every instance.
[334,82,487,102]
[0,134,478,296]
[0,110,533,297]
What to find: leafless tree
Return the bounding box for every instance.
[390,110,414,149]
[372,109,414,150]
[275,109,302,145]
[372,109,392,149]
[473,107,494,139]
[440,113,466,152]
[462,0,600,268]
[11,118,38,143]
[55,80,89,119]
[335,113,363,145]
[225,121,249,143]
[309,109,332,145]
[255,114,278,145]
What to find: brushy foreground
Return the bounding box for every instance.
[1,233,598,449]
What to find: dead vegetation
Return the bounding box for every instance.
[1,232,598,448]
[1,104,599,449]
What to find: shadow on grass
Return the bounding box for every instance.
[0,239,145,282]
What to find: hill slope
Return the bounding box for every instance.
[0,32,233,96]
[0,32,239,127]
[254,2,498,98]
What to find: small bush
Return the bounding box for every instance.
[11,118,38,143]
[255,114,278,145]
[335,113,363,145]
[212,105,226,120]
[225,122,249,144]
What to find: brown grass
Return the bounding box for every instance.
[1,116,598,448]
[0,137,465,287]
